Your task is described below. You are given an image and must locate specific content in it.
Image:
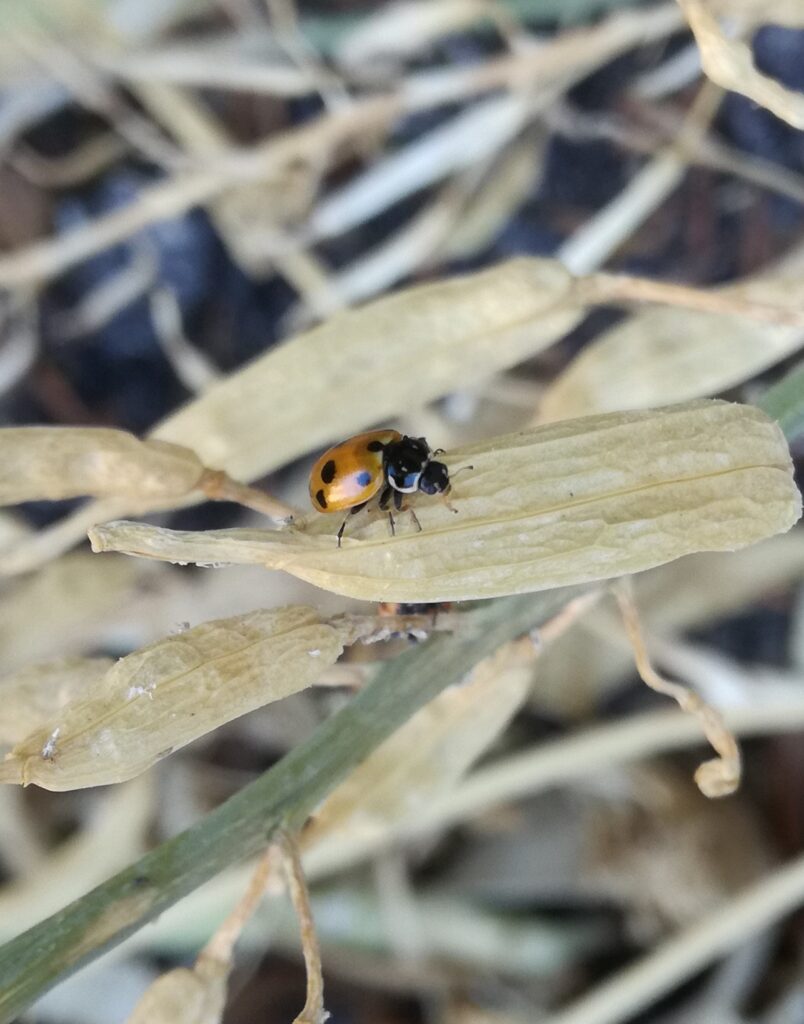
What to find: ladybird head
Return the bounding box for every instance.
[418,460,450,495]
[385,436,431,493]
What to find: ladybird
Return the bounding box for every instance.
[378,601,454,640]
[309,430,454,545]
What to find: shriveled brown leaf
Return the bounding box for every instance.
[0,606,352,790]
[90,401,801,603]
[680,0,804,129]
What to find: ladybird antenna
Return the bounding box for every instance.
[450,463,474,480]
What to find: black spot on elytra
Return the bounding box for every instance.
[316,488,327,509]
[321,459,336,484]
[357,470,372,487]
[367,439,384,452]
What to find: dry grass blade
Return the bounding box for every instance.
[0,5,683,292]
[335,0,499,69]
[679,0,804,130]
[548,850,804,1024]
[90,401,801,603]
[0,606,353,790]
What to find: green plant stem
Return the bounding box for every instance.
[758,360,804,443]
[0,587,581,1023]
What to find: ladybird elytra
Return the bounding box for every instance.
[308,429,401,513]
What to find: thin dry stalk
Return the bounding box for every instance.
[197,470,297,522]
[280,834,327,1024]
[612,578,741,798]
[149,289,221,394]
[584,272,804,327]
[198,847,276,968]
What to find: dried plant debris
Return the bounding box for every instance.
[0,427,292,519]
[680,0,804,129]
[0,427,206,507]
[539,252,804,421]
[0,656,112,747]
[0,606,353,790]
[304,638,536,866]
[125,848,276,1024]
[614,579,740,798]
[7,255,804,575]
[151,258,581,479]
[535,531,804,716]
[91,401,801,603]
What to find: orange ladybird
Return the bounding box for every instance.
[309,429,453,545]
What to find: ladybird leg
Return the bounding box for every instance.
[377,485,396,535]
[441,484,459,514]
[336,502,368,547]
[394,487,420,532]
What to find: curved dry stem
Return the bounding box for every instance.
[612,577,740,797]
[280,835,326,1024]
